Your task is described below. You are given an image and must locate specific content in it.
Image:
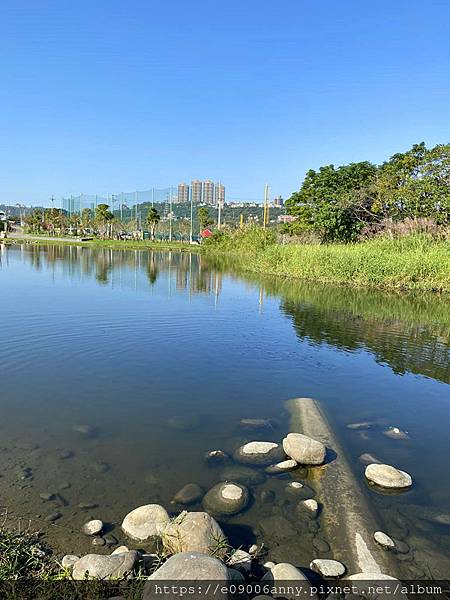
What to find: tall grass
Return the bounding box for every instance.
[203,228,450,292]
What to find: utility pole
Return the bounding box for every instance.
[217,198,222,229]
[189,187,193,243]
[152,188,154,207]
[169,188,173,242]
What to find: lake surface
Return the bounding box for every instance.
[1,243,449,577]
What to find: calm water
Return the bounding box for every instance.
[1,244,449,576]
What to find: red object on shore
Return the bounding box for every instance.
[200,228,213,238]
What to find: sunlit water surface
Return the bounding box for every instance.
[0,244,449,577]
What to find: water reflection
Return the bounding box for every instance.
[3,243,447,384]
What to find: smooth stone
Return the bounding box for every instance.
[145,552,228,582]
[347,422,372,430]
[122,504,169,542]
[72,551,139,580]
[263,561,275,570]
[90,461,110,474]
[203,482,249,516]
[61,555,80,569]
[299,499,319,518]
[221,465,266,486]
[78,501,98,509]
[39,493,55,502]
[228,567,245,582]
[45,512,62,522]
[239,418,272,430]
[312,537,330,553]
[205,450,230,465]
[72,424,96,437]
[265,459,298,474]
[234,441,284,466]
[92,537,106,547]
[104,534,118,547]
[82,519,103,536]
[174,483,204,505]
[111,545,129,555]
[310,558,346,577]
[59,449,74,459]
[167,415,199,431]
[374,531,395,549]
[228,549,252,572]
[262,563,313,598]
[365,464,413,489]
[283,433,326,465]
[359,453,382,465]
[430,514,450,526]
[393,539,410,554]
[162,511,227,558]
[259,515,294,540]
[249,544,258,555]
[383,427,408,440]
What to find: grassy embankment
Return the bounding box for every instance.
[202,228,450,293]
[3,236,195,252]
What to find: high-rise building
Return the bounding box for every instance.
[214,183,225,207]
[203,180,215,205]
[191,180,203,204]
[177,183,189,204]
[273,195,284,208]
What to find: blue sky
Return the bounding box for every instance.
[0,0,449,206]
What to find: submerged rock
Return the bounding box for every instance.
[347,422,372,430]
[239,418,273,430]
[282,433,326,465]
[82,519,103,536]
[265,459,298,474]
[359,453,382,465]
[203,482,250,516]
[167,415,200,431]
[59,449,74,459]
[72,424,96,437]
[310,558,346,577]
[374,531,395,549]
[121,504,169,542]
[78,501,98,509]
[162,511,227,557]
[383,427,409,440]
[221,465,266,486]
[205,450,230,466]
[298,499,319,518]
[72,551,139,580]
[365,463,413,489]
[234,441,284,466]
[145,552,228,583]
[174,483,204,505]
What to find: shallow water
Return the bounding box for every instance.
[0,244,449,576]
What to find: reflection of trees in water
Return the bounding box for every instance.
[12,244,449,384]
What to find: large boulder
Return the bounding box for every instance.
[365,464,412,489]
[234,441,284,466]
[121,504,169,542]
[145,551,228,581]
[162,511,227,558]
[72,551,139,580]
[282,433,326,465]
[203,482,250,516]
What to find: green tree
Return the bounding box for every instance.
[198,207,213,230]
[95,203,114,238]
[146,207,160,240]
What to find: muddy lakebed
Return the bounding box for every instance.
[0,243,449,578]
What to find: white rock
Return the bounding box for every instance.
[263,561,275,570]
[203,482,249,515]
[162,511,227,558]
[282,433,326,465]
[72,551,139,580]
[365,464,412,489]
[310,559,346,577]
[111,545,129,555]
[302,499,319,516]
[249,544,258,555]
[234,441,284,465]
[265,459,298,474]
[61,555,79,569]
[145,551,228,582]
[374,531,395,549]
[383,427,408,440]
[228,549,252,572]
[82,519,103,536]
[121,504,169,541]
[262,563,313,598]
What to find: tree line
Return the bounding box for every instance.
[285,142,450,242]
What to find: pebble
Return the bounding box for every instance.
[45,512,62,522]
[310,558,346,577]
[92,537,106,547]
[82,519,104,536]
[39,493,55,502]
[313,537,330,553]
[374,531,395,549]
[78,501,98,509]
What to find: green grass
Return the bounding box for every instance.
[202,228,450,293]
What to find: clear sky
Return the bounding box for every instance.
[1,0,449,206]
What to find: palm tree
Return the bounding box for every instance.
[146,207,160,240]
